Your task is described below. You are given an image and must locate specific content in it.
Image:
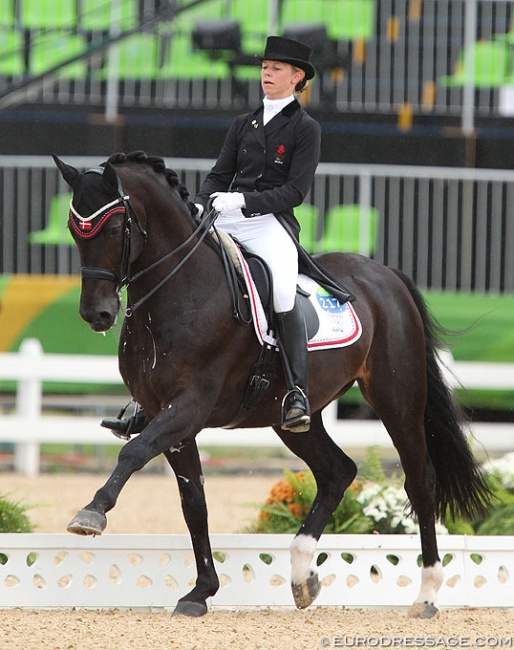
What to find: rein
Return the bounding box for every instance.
[125,207,218,317]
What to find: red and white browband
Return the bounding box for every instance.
[69,195,129,238]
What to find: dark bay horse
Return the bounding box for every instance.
[53,151,491,618]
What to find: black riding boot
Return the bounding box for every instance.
[275,300,310,433]
[101,404,148,441]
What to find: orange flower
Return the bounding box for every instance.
[288,503,303,518]
[268,477,296,504]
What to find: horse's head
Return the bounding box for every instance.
[53,154,145,332]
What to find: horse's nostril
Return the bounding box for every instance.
[99,311,113,322]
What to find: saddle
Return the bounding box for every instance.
[212,228,319,339]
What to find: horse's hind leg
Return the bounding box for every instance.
[275,410,357,609]
[362,368,443,618]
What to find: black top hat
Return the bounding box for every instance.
[257,35,315,80]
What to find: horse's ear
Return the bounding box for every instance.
[102,161,119,193]
[52,154,80,187]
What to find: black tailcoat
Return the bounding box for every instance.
[196,99,353,303]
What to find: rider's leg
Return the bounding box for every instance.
[239,217,310,433]
[275,297,310,432]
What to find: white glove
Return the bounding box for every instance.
[194,203,204,217]
[210,192,245,215]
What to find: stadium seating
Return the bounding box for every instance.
[294,203,320,253]
[28,33,89,78]
[318,203,379,256]
[0,28,24,77]
[18,0,77,30]
[28,193,74,246]
[0,0,15,27]
[440,40,510,88]
[281,0,375,41]
[96,32,161,80]
[158,31,229,80]
[79,0,138,33]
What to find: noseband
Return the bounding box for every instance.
[74,166,218,317]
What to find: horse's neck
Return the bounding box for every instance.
[127,214,221,312]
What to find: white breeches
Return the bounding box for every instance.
[216,209,298,313]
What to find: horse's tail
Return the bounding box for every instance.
[392,269,493,522]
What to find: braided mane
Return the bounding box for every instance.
[105,151,192,205]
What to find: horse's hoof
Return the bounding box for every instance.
[410,601,440,619]
[67,509,107,536]
[291,571,321,609]
[172,600,208,617]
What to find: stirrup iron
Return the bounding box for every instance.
[281,387,311,433]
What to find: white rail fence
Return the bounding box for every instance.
[1,338,514,477]
[0,533,512,609]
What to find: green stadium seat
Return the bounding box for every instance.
[295,204,320,253]
[230,0,269,55]
[28,193,74,246]
[440,40,510,89]
[229,0,269,80]
[158,31,229,80]
[281,0,375,42]
[79,0,138,33]
[322,0,375,41]
[29,33,89,78]
[19,0,77,30]
[174,0,226,28]
[0,0,15,27]
[98,32,161,80]
[319,203,379,255]
[281,0,322,25]
[0,28,24,76]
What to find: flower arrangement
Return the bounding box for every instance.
[246,449,514,536]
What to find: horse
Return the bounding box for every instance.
[53,151,492,618]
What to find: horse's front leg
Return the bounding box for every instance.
[162,440,219,617]
[67,406,197,536]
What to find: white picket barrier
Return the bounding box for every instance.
[0,533,512,609]
[1,338,514,476]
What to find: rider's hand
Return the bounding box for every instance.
[210,192,245,215]
[194,203,204,217]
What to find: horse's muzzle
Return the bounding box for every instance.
[79,284,120,332]
[81,307,118,332]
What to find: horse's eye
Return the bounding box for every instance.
[106,225,122,237]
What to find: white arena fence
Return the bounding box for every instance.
[0,533,512,609]
[1,338,514,477]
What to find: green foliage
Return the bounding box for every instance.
[246,449,514,537]
[0,493,35,533]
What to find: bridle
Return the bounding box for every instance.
[73,167,218,317]
[73,167,146,288]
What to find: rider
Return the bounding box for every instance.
[194,35,322,433]
[103,35,352,438]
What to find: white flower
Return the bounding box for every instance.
[357,483,411,530]
[355,480,450,534]
[482,452,514,489]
